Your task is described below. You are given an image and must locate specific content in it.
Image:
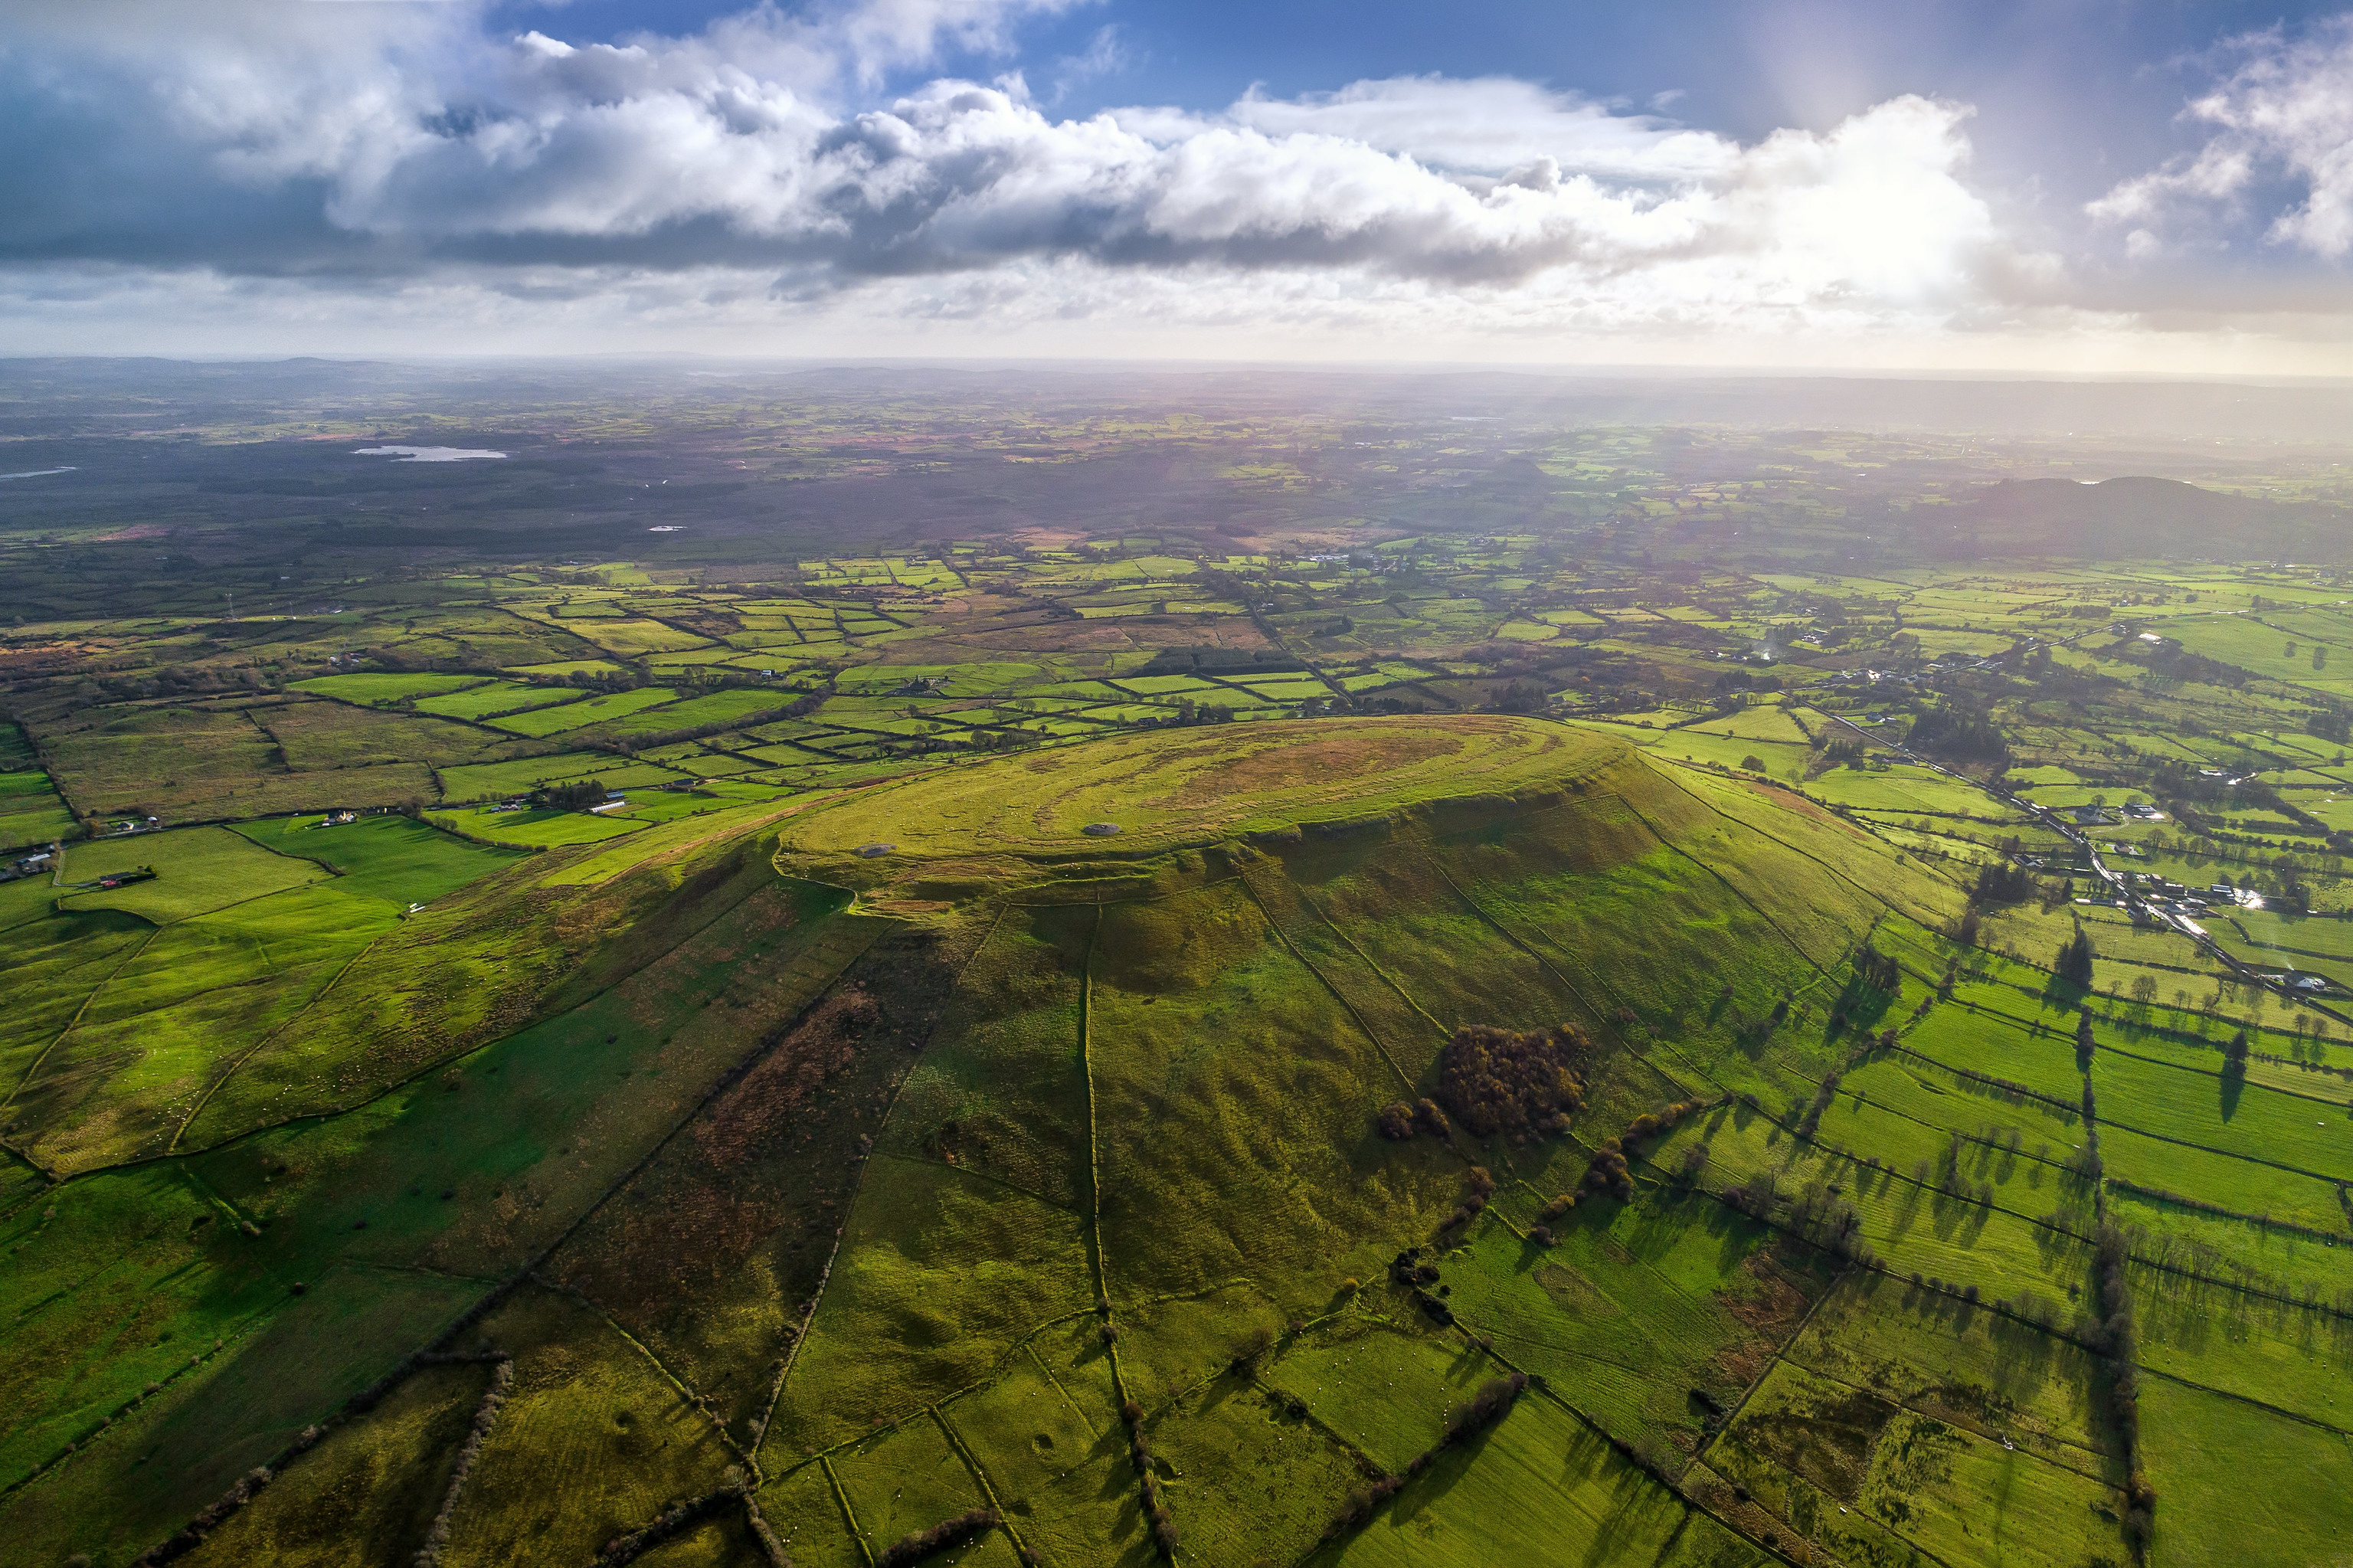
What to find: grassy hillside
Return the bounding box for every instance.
[7,714,2349,1566]
[0,717,1926,1563]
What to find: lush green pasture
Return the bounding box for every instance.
[2090,1048,2353,1183]
[1808,764,2021,817]
[1334,1386,1763,1567]
[561,617,714,656]
[1436,1193,1829,1462]
[15,880,398,1171]
[486,686,679,735]
[57,823,329,921]
[0,771,76,849]
[0,723,74,849]
[289,673,489,704]
[435,749,623,799]
[605,686,791,733]
[411,679,582,720]
[427,804,643,846]
[1644,729,1814,780]
[2133,1273,2353,1429]
[2136,1377,2353,1566]
[234,812,524,905]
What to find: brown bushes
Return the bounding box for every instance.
[594,1490,744,1566]
[1585,1141,1633,1200]
[1581,1099,1710,1202]
[1331,1475,1408,1530]
[1435,1023,1591,1138]
[1437,1167,1497,1234]
[1124,1409,1179,1560]
[1376,1101,1415,1140]
[2122,1471,2157,1555]
[875,1508,998,1567]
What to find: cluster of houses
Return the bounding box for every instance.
[1,844,56,883]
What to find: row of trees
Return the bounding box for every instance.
[1120,1401,1180,1559]
[538,777,612,813]
[414,1358,516,1568]
[875,1507,1000,1568]
[593,1489,745,1567]
[2073,1050,2155,1560]
[1376,1097,1452,1141]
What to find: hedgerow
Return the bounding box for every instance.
[875,1507,997,1567]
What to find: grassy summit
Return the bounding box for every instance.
[777,715,1622,863]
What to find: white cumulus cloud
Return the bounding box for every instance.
[2091,16,2353,258]
[0,0,2067,349]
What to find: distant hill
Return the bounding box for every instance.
[1936,475,2353,560]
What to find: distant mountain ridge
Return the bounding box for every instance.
[1944,475,2353,561]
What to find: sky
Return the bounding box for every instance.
[3,0,2353,370]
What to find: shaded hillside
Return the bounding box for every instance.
[1936,475,2353,561]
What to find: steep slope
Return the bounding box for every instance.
[2,716,1972,1567]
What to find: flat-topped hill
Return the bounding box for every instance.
[776,714,1626,868]
[4,728,2007,1568]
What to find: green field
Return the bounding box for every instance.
[425,804,645,846]
[776,714,1622,865]
[289,673,491,705]
[411,679,584,721]
[232,813,525,905]
[486,686,681,735]
[55,823,332,922]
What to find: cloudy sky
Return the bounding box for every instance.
[5,0,2353,368]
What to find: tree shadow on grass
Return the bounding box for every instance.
[1375,1412,1506,1531]
[2040,974,2089,1014]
